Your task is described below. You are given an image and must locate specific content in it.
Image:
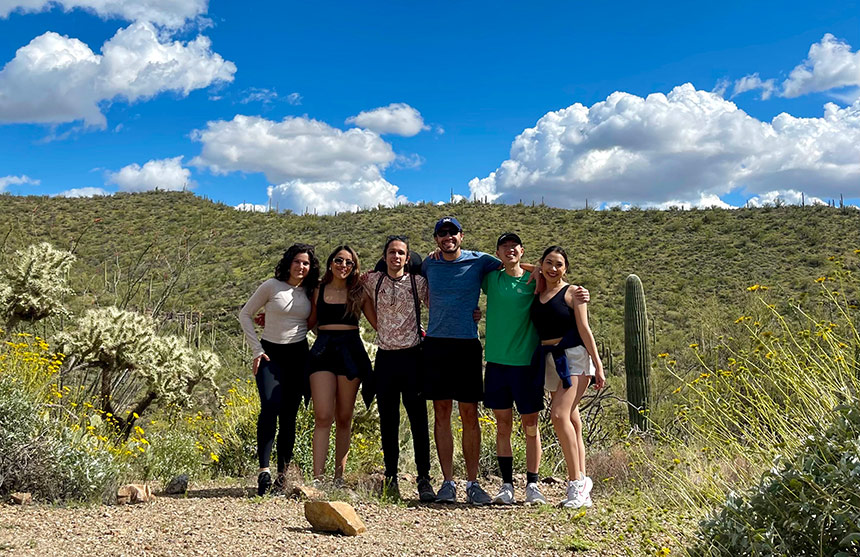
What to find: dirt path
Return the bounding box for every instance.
[0,481,678,556]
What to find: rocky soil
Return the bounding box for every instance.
[0,479,686,556]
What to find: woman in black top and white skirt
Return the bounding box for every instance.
[308,245,376,485]
[531,245,605,509]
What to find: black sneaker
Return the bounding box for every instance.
[257,470,272,496]
[417,477,436,503]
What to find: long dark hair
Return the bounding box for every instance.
[274,243,319,299]
[320,245,364,319]
[540,245,570,273]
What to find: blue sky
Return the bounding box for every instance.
[1,0,859,212]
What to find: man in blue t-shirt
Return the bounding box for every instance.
[422,216,500,505]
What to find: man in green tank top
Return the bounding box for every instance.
[482,232,588,505]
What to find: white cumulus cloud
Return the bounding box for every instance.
[746,189,825,207]
[0,0,208,28]
[0,174,39,191]
[235,202,267,212]
[781,34,860,98]
[469,84,860,208]
[732,73,776,100]
[345,102,428,137]
[55,186,111,197]
[0,21,235,127]
[192,114,409,214]
[106,156,193,192]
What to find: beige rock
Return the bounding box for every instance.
[304,501,366,536]
[117,484,156,505]
[290,484,325,500]
[10,492,32,505]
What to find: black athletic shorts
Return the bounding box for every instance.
[421,337,483,403]
[483,362,545,415]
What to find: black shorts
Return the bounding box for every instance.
[421,337,483,403]
[308,329,372,380]
[483,362,545,415]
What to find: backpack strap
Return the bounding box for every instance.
[409,272,423,341]
[373,273,385,313]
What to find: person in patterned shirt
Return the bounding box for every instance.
[360,235,434,502]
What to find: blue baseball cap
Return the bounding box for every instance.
[434,216,463,235]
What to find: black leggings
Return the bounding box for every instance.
[256,338,308,473]
[375,346,431,479]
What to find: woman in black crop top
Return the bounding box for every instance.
[532,245,604,509]
[307,245,377,485]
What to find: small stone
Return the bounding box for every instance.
[542,476,564,484]
[117,484,156,504]
[10,492,32,505]
[290,484,325,500]
[304,501,366,536]
[164,474,189,495]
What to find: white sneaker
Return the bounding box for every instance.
[492,482,515,505]
[524,482,547,505]
[582,476,593,497]
[562,479,589,509]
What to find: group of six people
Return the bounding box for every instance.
[239,216,605,509]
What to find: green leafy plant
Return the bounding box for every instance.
[689,404,860,556]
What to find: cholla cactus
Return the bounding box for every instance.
[59,306,220,437]
[1,242,76,331]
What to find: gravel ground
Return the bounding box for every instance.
[0,480,680,556]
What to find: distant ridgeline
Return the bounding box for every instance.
[1,191,858,359]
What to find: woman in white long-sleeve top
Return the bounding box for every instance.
[239,243,320,496]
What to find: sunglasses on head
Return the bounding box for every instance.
[387,235,408,242]
[333,256,355,267]
[435,228,459,237]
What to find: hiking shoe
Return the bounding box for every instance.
[417,477,436,503]
[466,482,492,506]
[435,481,456,503]
[492,482,515,505]
[332,477,346,489]
[524,482,547,505]
[562,479,589,509]
[257,470,272,496]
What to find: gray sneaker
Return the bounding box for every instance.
[524,482,547,505]
[466,482,492,506]
[492,482,515,505]
[435,481,457,503]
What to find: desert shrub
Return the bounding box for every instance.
[0,342,123,503]
[689,404,860,556]
[636,262,860,509]
[133,425,207,485]
[0,242,75,331]
[58,306,220,437]
[211,377,259,477]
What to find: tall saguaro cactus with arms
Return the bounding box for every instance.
[624,274,651,431]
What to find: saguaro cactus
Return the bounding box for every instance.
[624,274,651,430]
